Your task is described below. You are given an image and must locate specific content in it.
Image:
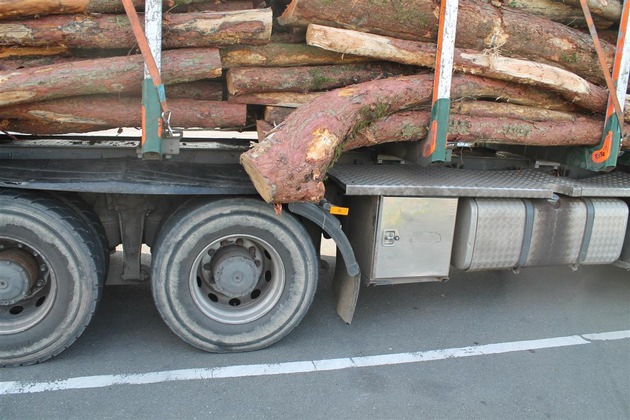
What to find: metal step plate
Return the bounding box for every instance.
[328,164,630,198]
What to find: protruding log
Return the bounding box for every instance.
[281,0,614,84]
[220,43,368,68]
[0,9,271,49]
[227,62,420,95]
[240,74,581,203]
[0,46,68,59]
[307,25,608,113]
[561,0,622,23]
[0,96,247,134]
[0,48,222,107]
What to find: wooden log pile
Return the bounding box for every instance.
[0,0,627,203]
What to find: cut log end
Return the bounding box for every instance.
[240,152,276,203]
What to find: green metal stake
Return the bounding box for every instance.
[141,77,163,160]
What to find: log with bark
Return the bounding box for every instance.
[226,62,421,95]
[344,109,602,150]
[228,91,322,107]
[263,106,293,125]
[0,9,272,49]
[497,0,614,28]
[0,96,246,134]
[0,0,217,20]
[0,48,222,107]
[306,25,608,113]
[279,0,614,85]
[219,43,368,68]
[239,74,598,203]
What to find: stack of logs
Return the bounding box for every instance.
[0,0,627,202]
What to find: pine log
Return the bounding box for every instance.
[561,0,622,23]
[498,0,613,28]
[344,110,602,150]
[175,0,254,12]
[0,48,222,107]
[264,106,293,125]
[162,81,224,101]
[240,74,588,203]
[0,96,246,134]
[307,25,608,113]
[0,9,271,49]
[280,0,614,85]
[256,119,274,140]
[228,92,322,107]
[0,0,211,20]
[226,62,421,95]
[0,46,68,59]
[220,43,368,68]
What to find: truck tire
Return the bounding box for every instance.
[55,192,110,279]
[0,189,102,367]
[151,198,318,352]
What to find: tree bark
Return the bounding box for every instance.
[228,92,322,107]
[0,0,213,20]
[239,74,586,203]
[561,0,622,23]
[280,0,614,85]
[0,48,222,107]
[497,0,613,28]
[344,109,602,150]
[220,43,368,68]
[175,0,254,12]
[0,96,247,134]
[307,25,608,113]
[0,46,69,60]
[226,62,421,95]
[0,9,271,49]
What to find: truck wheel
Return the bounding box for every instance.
[151,198,318,352]
[0,190,102,367]
[55,192,110,279]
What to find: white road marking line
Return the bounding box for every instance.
[1,330,628,396]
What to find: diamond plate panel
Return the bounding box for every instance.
[452,198,525,271]
[526,198,586,266]
[583,199,629,264]
[329,164,630,198]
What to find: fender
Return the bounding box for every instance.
[288,202,361,323]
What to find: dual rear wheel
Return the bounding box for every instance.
[0,192,318,366]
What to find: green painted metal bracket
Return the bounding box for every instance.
[140,77,163,160]
[567,114,621,172]
[422,97,451,163]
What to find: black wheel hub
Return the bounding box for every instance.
[0,249,38,306]
[211,246,259,298]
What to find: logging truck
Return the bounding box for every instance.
[0,0,629,367]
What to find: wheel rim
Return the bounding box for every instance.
[0,239,57,335]
[189,234,286,325]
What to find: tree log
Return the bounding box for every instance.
[240,74,588,203]
[0,9,271,49]
[220,43,368,68]
[226,62,421,95]
[175,0,255,12]
[498,0,613,28]
[561,0,622,23]
[0,0,212,20]
[228,92,322,107]
[0,46,68,59]
[280,0,614,85]
[264,106,293,125]
[344,109,602,150]
[0,96,246,134]
[307,25,608,113]
[0,48,222,107]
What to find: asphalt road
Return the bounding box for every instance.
[1,242,629,419]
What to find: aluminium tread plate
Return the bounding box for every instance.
[328,164,630,198]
